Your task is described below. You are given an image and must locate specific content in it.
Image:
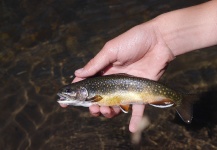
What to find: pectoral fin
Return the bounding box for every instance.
[88,95,103,102]
[149,99,174,108]
[120,105,130,113]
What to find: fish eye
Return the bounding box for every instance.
[64,87,72,93]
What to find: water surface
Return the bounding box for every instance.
[1,0,217,149]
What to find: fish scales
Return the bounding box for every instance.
[69,75,181,104]
[57,74,192,123]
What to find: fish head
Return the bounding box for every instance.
[57,85,92,107]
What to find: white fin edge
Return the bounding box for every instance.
[149,103,174,108]
[119,106,129,113]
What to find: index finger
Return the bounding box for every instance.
[72,77,85,83]
[75,43,117,78]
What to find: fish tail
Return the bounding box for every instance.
[175,94,196,124]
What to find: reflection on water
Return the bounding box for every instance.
[1,0,217,149]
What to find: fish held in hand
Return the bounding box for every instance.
[57,74,193,123]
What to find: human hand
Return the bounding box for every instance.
[60,0,217,132]
[70,19,175,133]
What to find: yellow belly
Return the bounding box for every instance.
[96,92,167,106]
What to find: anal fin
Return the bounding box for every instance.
[120,105,130,113]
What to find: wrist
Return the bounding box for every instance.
[155,1,217,56]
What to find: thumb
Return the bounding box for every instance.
[75,47,116,77]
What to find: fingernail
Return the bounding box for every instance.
[75,68,83,74]
[91,112,100,116]
[103,113,108,116]
[103,113,112,118]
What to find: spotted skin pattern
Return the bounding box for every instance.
[59,74,193,123]
[60,74,183,107]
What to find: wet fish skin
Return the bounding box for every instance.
[57,74,192,123]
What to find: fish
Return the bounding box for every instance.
[57,74,193,123]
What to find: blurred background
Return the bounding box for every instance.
[1,0,217,149]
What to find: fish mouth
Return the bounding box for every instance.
[57,93,75,104]
[57,93,92,107]
[57,93,69,105]
[57,93,69,101]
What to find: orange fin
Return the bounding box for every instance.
[176,95,193,124]
[88,95,103,102]
[120,105,130,113]
[149,99,174,108]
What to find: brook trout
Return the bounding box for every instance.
[57,74,193,123]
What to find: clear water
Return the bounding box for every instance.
[1,0,217,149]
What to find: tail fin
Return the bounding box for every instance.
[176,94,195,124]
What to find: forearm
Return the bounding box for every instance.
[156,1,217,56]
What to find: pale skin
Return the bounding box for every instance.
[61,1,217,133]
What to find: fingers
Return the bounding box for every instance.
[72,77,84,83]
[89,105,100,116]
[100,106,121,118]
[59,104,68,108]
[89,105,121,118]
[90,104,145,133]
[75,45,117,78]
[129,104,145,133]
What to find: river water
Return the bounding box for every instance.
[1,0,217,149]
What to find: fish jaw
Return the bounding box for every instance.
[57,93,92,107]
